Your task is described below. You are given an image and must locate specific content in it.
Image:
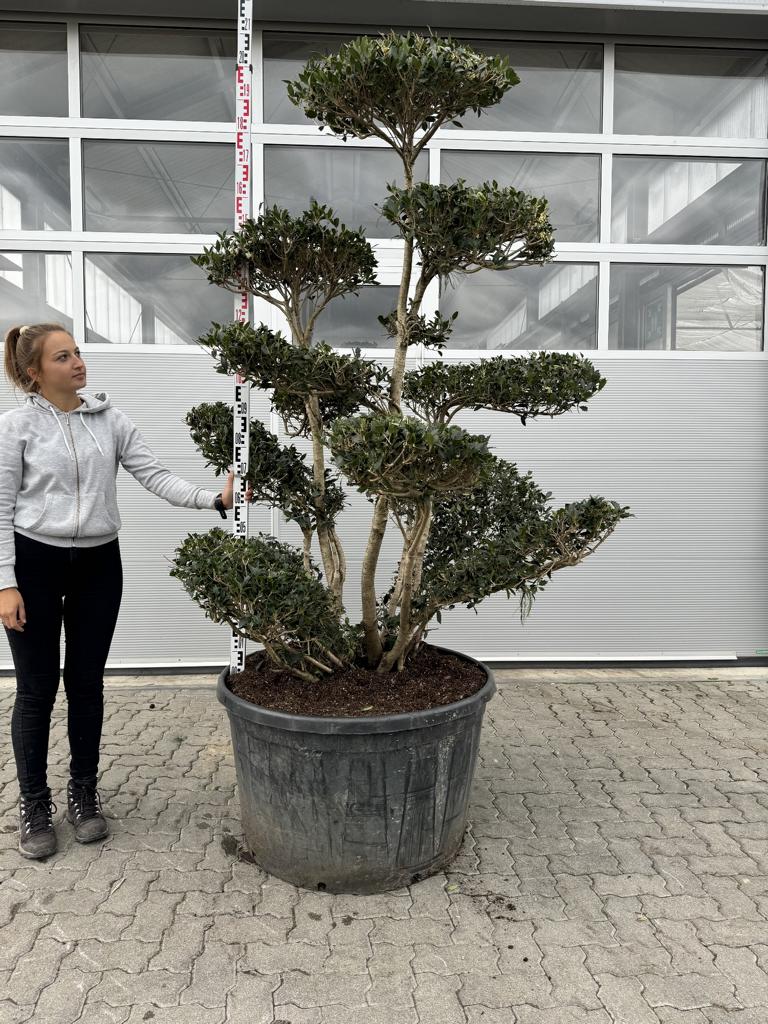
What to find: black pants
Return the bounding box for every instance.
[3,531,123,798]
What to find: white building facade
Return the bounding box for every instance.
[0,0,766,669]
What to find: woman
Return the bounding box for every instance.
[1,322,252,860]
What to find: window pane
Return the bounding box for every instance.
[311,286,399,348]
[612,157,765,245]
[439,264,598,350]
[0,140,70,230]
[263,32,355,124]
[80,25,236,121]
[264,35,602,133]
[442,150,599,243]
[0,22,67,116]
[609,264,764,351]
[0,252,73,337]
[83,142,233,233]
[84,253,233,345]
[614,46,768,137]
[448,41,602,133]
[265,146,427,238]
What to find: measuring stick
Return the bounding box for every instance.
[231,0,253,675]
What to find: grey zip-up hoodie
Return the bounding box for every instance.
[0,390,220,591]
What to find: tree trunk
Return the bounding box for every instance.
[359,157,417,667]
[360,494,389,666]
[305,394,345,606]
[377,500,432,673]
[389,164,414,411]
[301,528,313,575]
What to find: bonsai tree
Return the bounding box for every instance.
[170,31,632,683]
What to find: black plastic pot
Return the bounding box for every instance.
[216,644,496,894]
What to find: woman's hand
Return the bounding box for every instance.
[221,468,254,510]
[0,588,26,632]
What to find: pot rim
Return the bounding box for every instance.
[216,642,497,735]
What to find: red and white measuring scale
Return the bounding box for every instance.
[231,0,253,675]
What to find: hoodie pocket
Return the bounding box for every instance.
[15,491,121,537]
[77,491,122,535]
[14,495,51,532]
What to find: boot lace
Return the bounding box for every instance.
[70,782,102,822]
[21,796,56,836]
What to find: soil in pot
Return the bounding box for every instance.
[228,642,487,716]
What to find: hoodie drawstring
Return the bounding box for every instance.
[78,413,104,456]
[47,405,74,461]
[30,396,104,459]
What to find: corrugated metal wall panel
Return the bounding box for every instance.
[2,353,766,668]
[422,358,768,659]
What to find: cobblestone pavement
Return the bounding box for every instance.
[1,666,768,1024]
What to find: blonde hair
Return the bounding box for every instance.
[3,323,67,394]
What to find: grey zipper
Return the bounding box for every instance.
[65,412,80,540]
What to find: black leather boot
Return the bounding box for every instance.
[18,789,57,859]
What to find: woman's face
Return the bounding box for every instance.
[29,331,87,393]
